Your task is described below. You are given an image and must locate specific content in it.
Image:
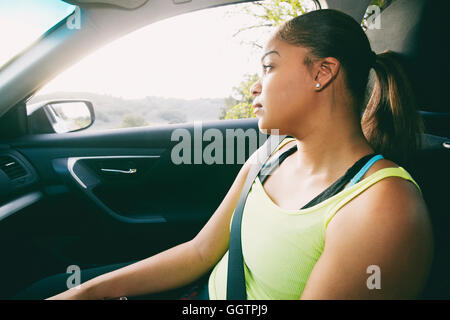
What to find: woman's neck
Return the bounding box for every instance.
[288,126,374,182]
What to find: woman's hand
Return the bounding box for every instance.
[46,286,91,300]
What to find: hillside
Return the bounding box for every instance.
[28,92,228,131]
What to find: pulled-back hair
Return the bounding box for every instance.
[276,9,424,166]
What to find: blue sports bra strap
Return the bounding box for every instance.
[345,154,384,189]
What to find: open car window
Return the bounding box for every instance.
[27,0,318,131]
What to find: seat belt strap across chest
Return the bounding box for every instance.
[226,134,287,300]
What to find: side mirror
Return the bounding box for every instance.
[27,100,95,134]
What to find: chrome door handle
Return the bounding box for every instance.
[100,168,137,174]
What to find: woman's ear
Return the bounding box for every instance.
[313,57,340,90]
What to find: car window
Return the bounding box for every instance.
[27,0,318,132]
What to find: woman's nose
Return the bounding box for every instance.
[250,79,261,97]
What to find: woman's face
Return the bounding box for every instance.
[251,34,318,136]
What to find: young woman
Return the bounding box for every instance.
[20,9,433,300]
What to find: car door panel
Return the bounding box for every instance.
[0,118,261,298]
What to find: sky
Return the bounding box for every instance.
[37,2,274,100]
[0,1,319,100]
[0,0,279,100]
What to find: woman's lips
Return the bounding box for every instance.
[252,103,263,112]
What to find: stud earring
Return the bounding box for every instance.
[315,83,321,88]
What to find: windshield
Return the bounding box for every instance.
[0,0,75,69]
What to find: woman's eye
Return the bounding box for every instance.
[262,64,273,73]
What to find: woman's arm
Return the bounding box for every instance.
[300,177,434,300]
[47,152,256,300]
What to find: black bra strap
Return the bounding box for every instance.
[300,152,378,209]
[258,145,379,210]
[258,144,298,185]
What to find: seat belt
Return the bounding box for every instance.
[226,134,287,300]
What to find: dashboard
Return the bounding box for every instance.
[0,147,41,221]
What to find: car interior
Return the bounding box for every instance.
[0,0,449,299]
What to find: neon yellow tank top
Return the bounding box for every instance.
[208,137,422,300]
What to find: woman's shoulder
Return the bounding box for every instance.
[329,156,428,234]
[326,153,429,240]
[356,158,422,195]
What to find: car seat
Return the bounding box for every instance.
[365,0,450,299]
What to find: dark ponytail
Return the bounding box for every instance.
[276,9,424,167]
[362,51,424,166]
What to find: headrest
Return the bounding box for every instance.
[366,0,450,113]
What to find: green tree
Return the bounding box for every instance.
[221,73,259,120]
[236,0,308,33]
[157,110,187,124]
[121,114,148,128]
